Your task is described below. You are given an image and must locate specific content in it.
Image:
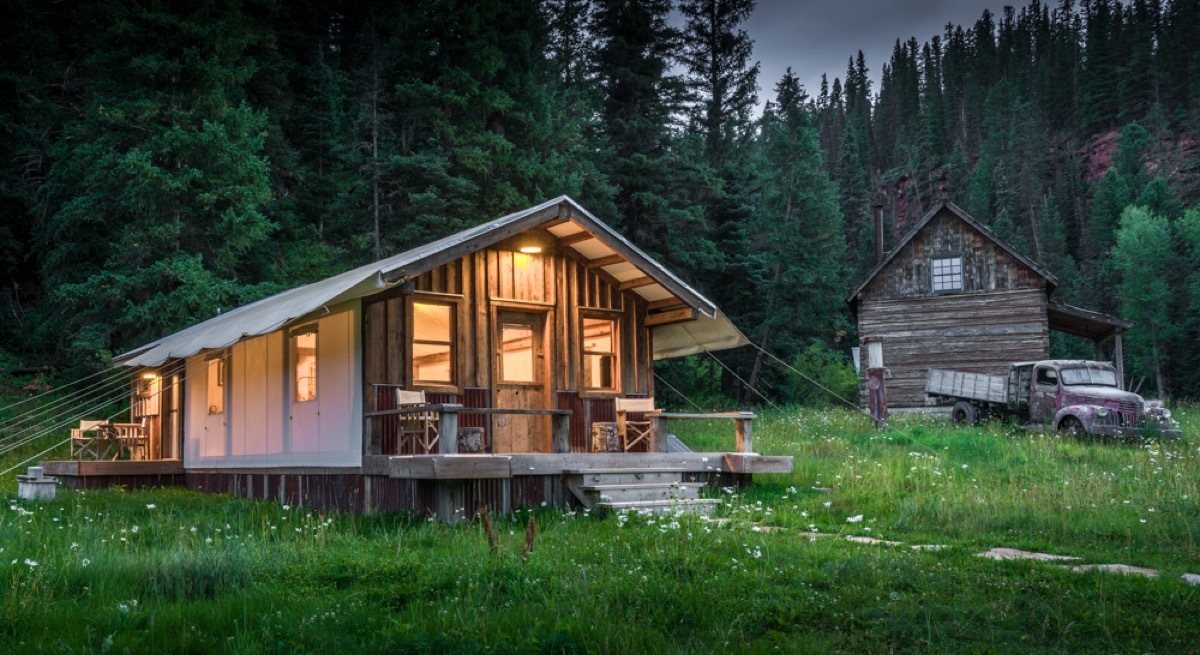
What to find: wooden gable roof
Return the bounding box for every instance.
[845,201,1060,309]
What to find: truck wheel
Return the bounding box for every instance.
[951,401,978,426]
[1059,416,1084,438]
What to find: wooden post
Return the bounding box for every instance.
[615,410,627,451]
[652,415,665,452]
[735,413,754,453]
[438,405,462,454]
[551,414,570,453]
[1114,330,1125,390]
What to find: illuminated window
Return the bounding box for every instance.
[293,327,318,403]
[413,302,454,384]
[206,357,225,415]
[931,255,963,292]
[582,317,616,391]
[499,322,536,383]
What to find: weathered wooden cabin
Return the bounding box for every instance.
[846,201,1131,408]
[43,197,789,518]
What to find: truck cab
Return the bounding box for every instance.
[1009,360,1179,438]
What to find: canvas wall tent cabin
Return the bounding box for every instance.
[43,197,789,518]
[846,201,1132,408]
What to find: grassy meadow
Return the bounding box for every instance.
[2,399,1199,653]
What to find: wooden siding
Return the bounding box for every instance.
[858,289,1050,407]
[362,237,655,451]
[860,208,1048,303]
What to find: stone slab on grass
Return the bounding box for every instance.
[1182,573,1200,586]
[845,535,904,546]
[977,547,1080,562]
[1072,563,1159,578]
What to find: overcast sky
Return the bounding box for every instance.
[746,0,1013,107]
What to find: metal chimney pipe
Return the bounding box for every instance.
[873,204,885,265]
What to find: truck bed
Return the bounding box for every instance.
[926,368,1008,404]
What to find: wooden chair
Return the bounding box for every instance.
[396,390,440,454]
[110,417,149,460]
[70,420,108,460]
[615,397,662,452]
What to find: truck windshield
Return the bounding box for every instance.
[1060,367,1118,387]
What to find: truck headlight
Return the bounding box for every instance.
[1095,407,1109,418]
[1162,409,1172,420]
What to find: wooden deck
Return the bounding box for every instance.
[369,452,792,480]
[42,459,184,477]
[40,459,185,490]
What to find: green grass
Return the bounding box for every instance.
[3,405,1199,653]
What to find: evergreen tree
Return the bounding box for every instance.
[35,0,277,365]
[1113,206,1174,397]
[743,69,846,398]
[593,0,718,272]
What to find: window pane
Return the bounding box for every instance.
[413,342,452,383]
[583,318,614,354]
[584,354,614,389]
[413,303,451,342]
[294,331,317,402]
[500,324,535,382]
[207,359,224,415]
[932,256,963,292]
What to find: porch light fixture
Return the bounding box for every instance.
[141,372,158,380]
[518,245,543,254]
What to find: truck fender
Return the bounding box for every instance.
[1052,406,1096,432]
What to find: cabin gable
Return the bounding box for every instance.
[859,207,1049,304]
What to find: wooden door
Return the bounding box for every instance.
[492,310,550,453]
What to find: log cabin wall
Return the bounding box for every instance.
[856,207,1052,407]
[361,234,654,452]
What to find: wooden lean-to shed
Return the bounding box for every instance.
[846,201,1132,408]
[43,197,790,519]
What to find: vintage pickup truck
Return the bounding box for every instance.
[926,360,1180,439]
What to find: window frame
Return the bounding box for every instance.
[205,352,227,415]
[291,324,319,404]
[579,310,620,395]
[408,296,459,391]
[930,254,964,294]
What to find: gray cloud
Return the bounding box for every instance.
[748,0,1012,105]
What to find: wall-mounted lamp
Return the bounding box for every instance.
[518,245,543,254]
[142,372,158,380]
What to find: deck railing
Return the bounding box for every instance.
[655,412,756,453]
[366,404,573,454]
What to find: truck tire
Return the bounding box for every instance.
[1058,416,1084,438]
[951,401,978,426]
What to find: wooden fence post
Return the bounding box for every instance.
[552,414,570,453]
[439,405,462,454]
[652,415,666,452]
[735,413,753,453]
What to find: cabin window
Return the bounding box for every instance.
[582,316,617,391]
[931,255,963,292]
[292,326,318,403]
[499,322,536,383]
[206,356,225,415]
[1036,367,1058,388]
[412,301,455,385]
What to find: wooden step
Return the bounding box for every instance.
[581,482,705,503]
[568,469,686,485]
[601,498,721,516]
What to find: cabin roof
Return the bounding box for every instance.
[845,201,1060,308]
[116,197,745,367]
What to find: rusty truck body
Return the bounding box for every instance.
[926,360,1180,439]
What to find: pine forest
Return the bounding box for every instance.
[2,0,1200,401]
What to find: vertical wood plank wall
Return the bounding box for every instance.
[362,240,655,452]
[856,208,1052,407]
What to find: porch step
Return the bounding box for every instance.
[580,482,706,503]
[602,498,722,516]
[566,467,720,516]
[566,468,688,485]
